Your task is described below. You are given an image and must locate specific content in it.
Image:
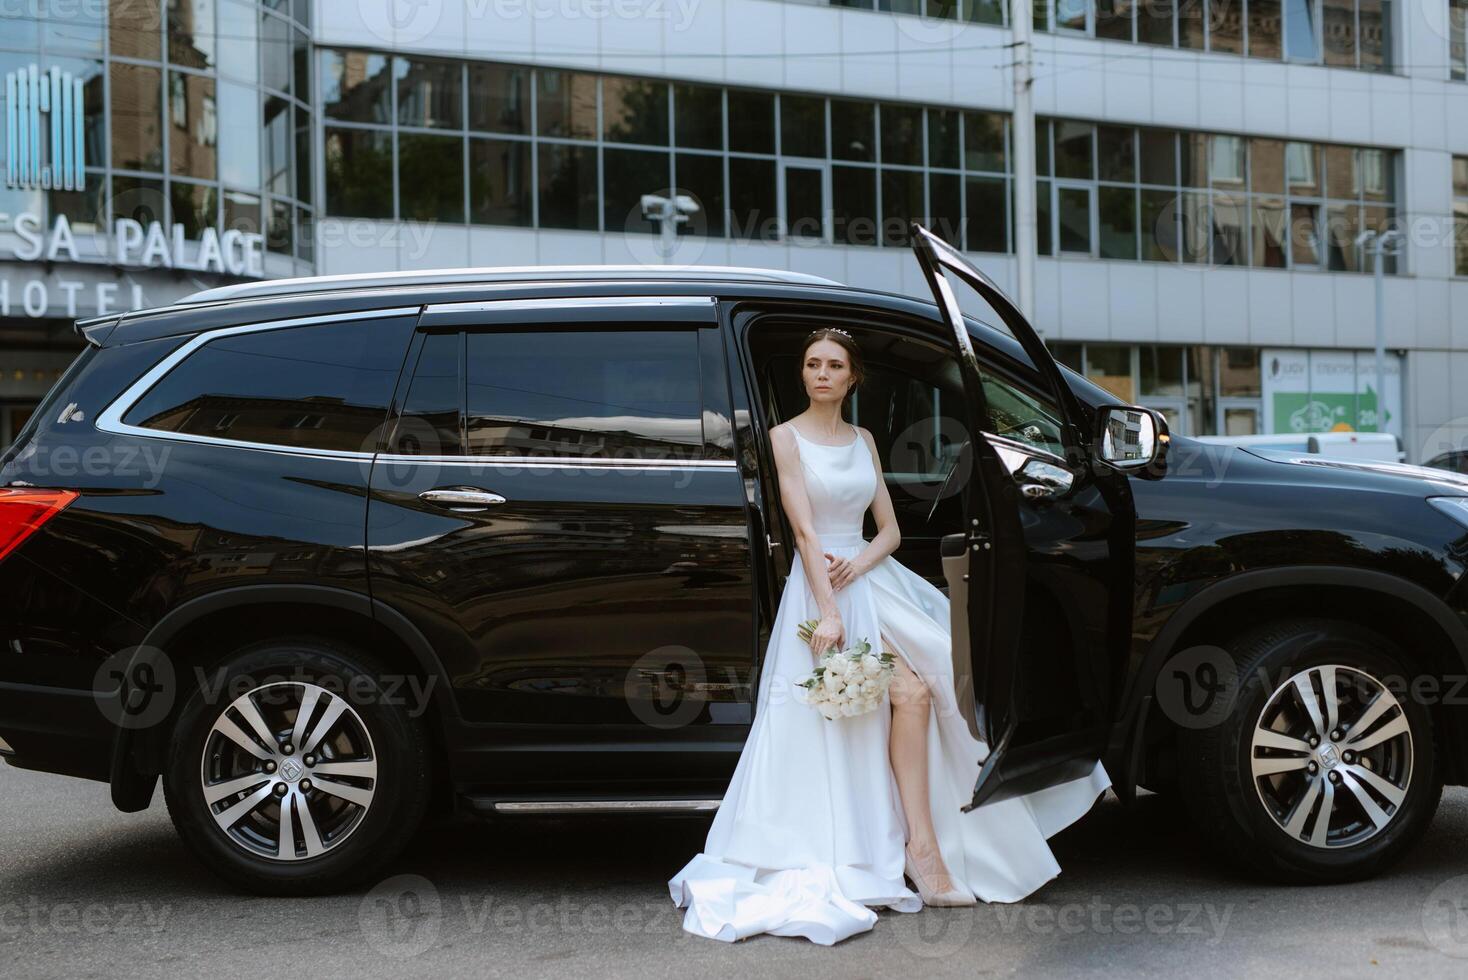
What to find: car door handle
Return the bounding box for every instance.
[418,487,506,511]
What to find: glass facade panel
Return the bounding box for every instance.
[1453,157,1468,277]
[832,165,877,245]
[880,168,923,246]
[169,0,216,69]
[538,143,597,229]
[782,94,827,157]
[929,109,960,168]
[111,63,164,172]
[1099,185,1138,259]
[602,77,669,145]
[470,138,532,227]
[929,172,963,248]
[1249,0,1284,58]
[217,80,261,187]
[396,57,462,130]
[676,152,725,237]
[537,70,597,140]
[324,127,392,219]
[1054,121,1094,180]
[469,63,530,134]
[729,156,778,241]
[110,0,160,60]
[881,103,923,167]
[1097,126,1135,182]
[1057,185,1093,252]
[966,176,1008,252]
[964,112,1006,172]
[728,90,775,153]
[604,147,671,232]
[169,70,217,180]
[675,84,723,150]
[831,99,875,161]
[323,50,392,124]
[216,0,258,84]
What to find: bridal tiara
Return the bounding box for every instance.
[824,327,854,341]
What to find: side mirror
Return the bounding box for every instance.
[1095,405,1167,470]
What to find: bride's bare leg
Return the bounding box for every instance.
[887,647,957,890]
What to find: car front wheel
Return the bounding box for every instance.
[1178,618,1442,882]
[163,637,430,895]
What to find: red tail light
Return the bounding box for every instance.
[0,489,78,563]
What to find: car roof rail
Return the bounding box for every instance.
[179,265,846,305]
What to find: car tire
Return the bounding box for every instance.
[163,636,430,895]
[1177,618,1441,883]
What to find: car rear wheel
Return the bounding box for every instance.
[163,637,430,895]
[1178,618,1442,883]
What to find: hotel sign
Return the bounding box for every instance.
[5,64,86,191]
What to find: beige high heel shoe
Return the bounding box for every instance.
[904,841,976,907]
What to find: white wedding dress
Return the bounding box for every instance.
[667,424,1111,944]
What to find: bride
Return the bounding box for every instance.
[666,326,1111,945]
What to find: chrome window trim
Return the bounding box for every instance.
[983,431,1071,470]
[421,295,717,316]
[94,307,423,457]
[94,301,739,469]
[375,454,734,469]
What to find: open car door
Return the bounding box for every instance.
[910,224,1098,812]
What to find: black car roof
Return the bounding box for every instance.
[89,265,1105,404]
[98,268,943,346]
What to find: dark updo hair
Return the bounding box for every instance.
[800,328,864,404]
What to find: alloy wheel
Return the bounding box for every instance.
[200,682,378,861]
[1250,664,1413,849]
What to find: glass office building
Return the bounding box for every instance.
[3,0,1466,457]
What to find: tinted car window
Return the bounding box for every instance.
[975,364,1067,457]
[124,316,415,452]
[465,329,703,459]
[391,331,462,455]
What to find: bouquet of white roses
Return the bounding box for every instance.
[792,619,897,720]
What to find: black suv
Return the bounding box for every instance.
[4,228,1467,894]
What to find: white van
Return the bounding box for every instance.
[1190,431,1404,462]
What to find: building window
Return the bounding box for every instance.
[1453,0,1468,80]
[0,3,312,272]
[1033,119,1397,272]
[318,51,1013,251]
[1454,157,1468,276]
[812,0,1393,73]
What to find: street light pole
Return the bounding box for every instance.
[1010,0,1036,322]
[1356,227,1403,431]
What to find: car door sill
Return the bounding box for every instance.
[474,799,724,814]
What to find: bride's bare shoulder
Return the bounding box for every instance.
[853,424,877,447]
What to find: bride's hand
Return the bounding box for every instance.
[825,552,863,591]
[810,613,845,658]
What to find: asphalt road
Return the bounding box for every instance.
[5,760,1468,979]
